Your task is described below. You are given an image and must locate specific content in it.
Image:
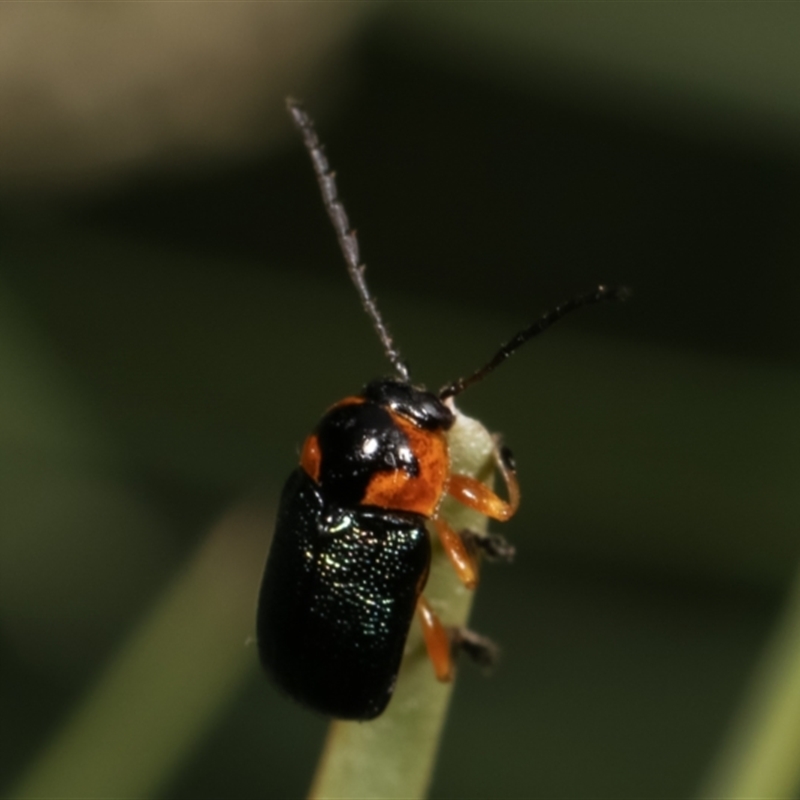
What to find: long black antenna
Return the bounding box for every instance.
[287,99,411,383]
[439,284,630,399]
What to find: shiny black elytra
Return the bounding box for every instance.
[258,380,451,720]
[256,99,628,721]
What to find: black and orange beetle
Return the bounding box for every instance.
[256,100,628,721]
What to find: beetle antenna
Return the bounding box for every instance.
[439,284,630,399]
[287,98,411,383]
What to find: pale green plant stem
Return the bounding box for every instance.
[699,569,800,799]
[309,405,499,800]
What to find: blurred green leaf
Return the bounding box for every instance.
[9,501,269,799]
[701,570,800,798]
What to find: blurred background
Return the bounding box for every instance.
[3,3,800,798]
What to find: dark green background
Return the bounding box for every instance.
[3,10,799,798]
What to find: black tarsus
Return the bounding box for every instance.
[439,284,631,399]
[286,98,411,383]
[461,529,516,563]
[450,627,499,671]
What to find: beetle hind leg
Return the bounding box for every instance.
[417,596,500,682]
[417,595,454,682]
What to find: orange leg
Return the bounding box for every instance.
[417,595,454,682]
[447,439,520,521]
[433,518,478,590]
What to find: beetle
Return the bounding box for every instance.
[256,99,628,720]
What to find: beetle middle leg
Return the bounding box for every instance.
[432,518,479,590]
[461,529,516,562]
[433,517,515,590]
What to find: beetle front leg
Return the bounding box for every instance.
[447,440,520,521]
